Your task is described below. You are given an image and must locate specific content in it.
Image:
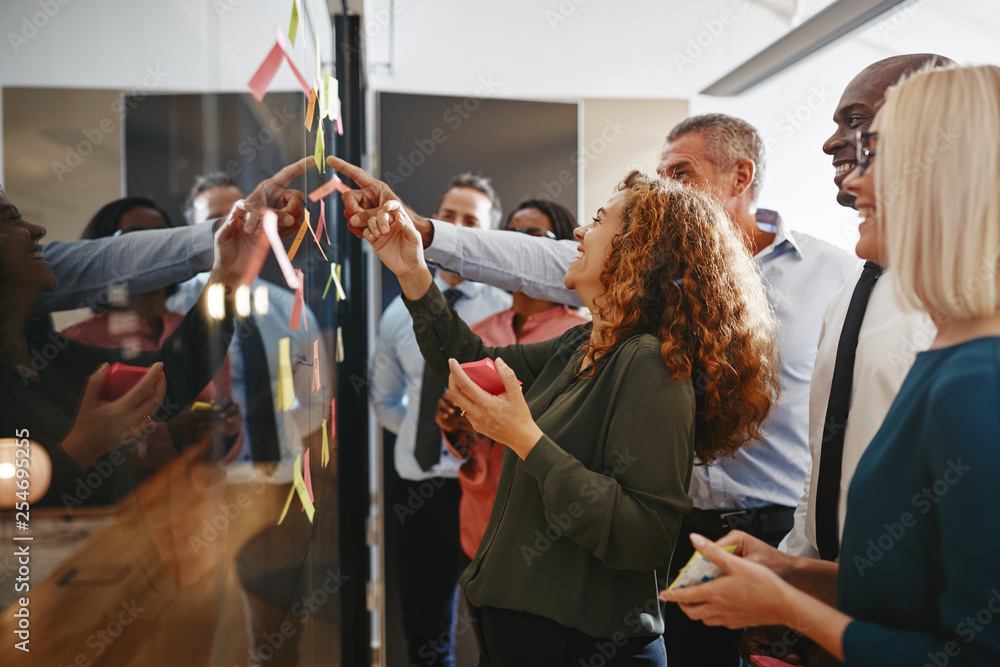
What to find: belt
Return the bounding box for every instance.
[684,505,795,540]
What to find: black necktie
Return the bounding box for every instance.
[241,315,281,462]
[815,261,883,560]
[414,288,462,471]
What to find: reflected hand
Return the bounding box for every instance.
[62,362,166,469]
[435,395,476,438]
[237,156,314,236]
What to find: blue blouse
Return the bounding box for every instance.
[839,336,1000,665]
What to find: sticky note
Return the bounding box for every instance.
[293,452,315,522]
[313,120,325,174]
[289,270,306,331]
[317,199,329,245]
[321,417,330,467]
[305,87,317,130]
[241,231,271,287]
[303,449,314,504]
[333,263,347,301]
[312,339,321,391]
[327,77,340,121]
[330,399,337,439]
[262,210,301,290]
[277,337,295,411]
[750,657,800,667]
[334,98,344,135]
[248,43,284,103]
[275,25,311,97]
[335,327,344,363]
[287,0,299,46]
[322,262,334,299]
[305,210,329,261]
[286,216,309,262]
[308,173,351,202]
[277,484,296,525]
[667,545,738,590]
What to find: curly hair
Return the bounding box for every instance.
[586,170,779,464]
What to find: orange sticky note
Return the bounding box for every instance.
[286,216,309,262]
[318,199,329,245]
[305,211,329,261]
[263,210,301,290]
[305,87,317,129]
[311,339,321,391]
[308,173,351,202]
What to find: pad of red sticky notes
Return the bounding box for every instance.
[459,358,521,396]
[750,656,800,667]
[101,363,150,401]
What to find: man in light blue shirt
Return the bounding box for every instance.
[372,173,510,667]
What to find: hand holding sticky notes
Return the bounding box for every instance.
[459,358,522,396]
[667,545,738,589]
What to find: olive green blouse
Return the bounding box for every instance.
[405,282,695,640]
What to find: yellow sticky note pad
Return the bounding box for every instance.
[667,545,738,590]
[277,337,295,411]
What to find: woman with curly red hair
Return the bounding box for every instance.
[356,167,778,666]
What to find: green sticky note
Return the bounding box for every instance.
[314,120,325,174]
[288,0,299,46]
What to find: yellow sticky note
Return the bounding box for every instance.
[293,453,315,522]
[333,263,347,301]
[287,0,299,46]
[277,337,295,411]
[335,327,344,363]
[286,215,310,262]
[321,418,330,467]
[276,485,296,525]
[314,120,326,174]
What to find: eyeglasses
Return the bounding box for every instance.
[506,226,557,240]
[856,130,878,175]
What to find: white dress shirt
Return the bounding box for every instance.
[425,212,859,509]
[780,268,935,557]
[370,273,511,481]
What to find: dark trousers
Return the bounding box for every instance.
[475,606,667,667]
[662,510,792,667]
[394,475,463,667]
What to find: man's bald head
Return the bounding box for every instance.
[823,53,955,207]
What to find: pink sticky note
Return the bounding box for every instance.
[319,199,330,245]
[248,43,284,102]
[241,229,271,286]
[303,449,314,503]
[275,24,311,97]
[460,358,521,396]
[331,399,336,439]
[289,269,306,331]
[750,657,799,667]
[263,210,301,290]
[308,173,351,202]
[333,98,344,136]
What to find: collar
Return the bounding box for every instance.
[433,272,485,299]
[754,208,802,259]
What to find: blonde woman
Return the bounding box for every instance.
[661,64,1000,666]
